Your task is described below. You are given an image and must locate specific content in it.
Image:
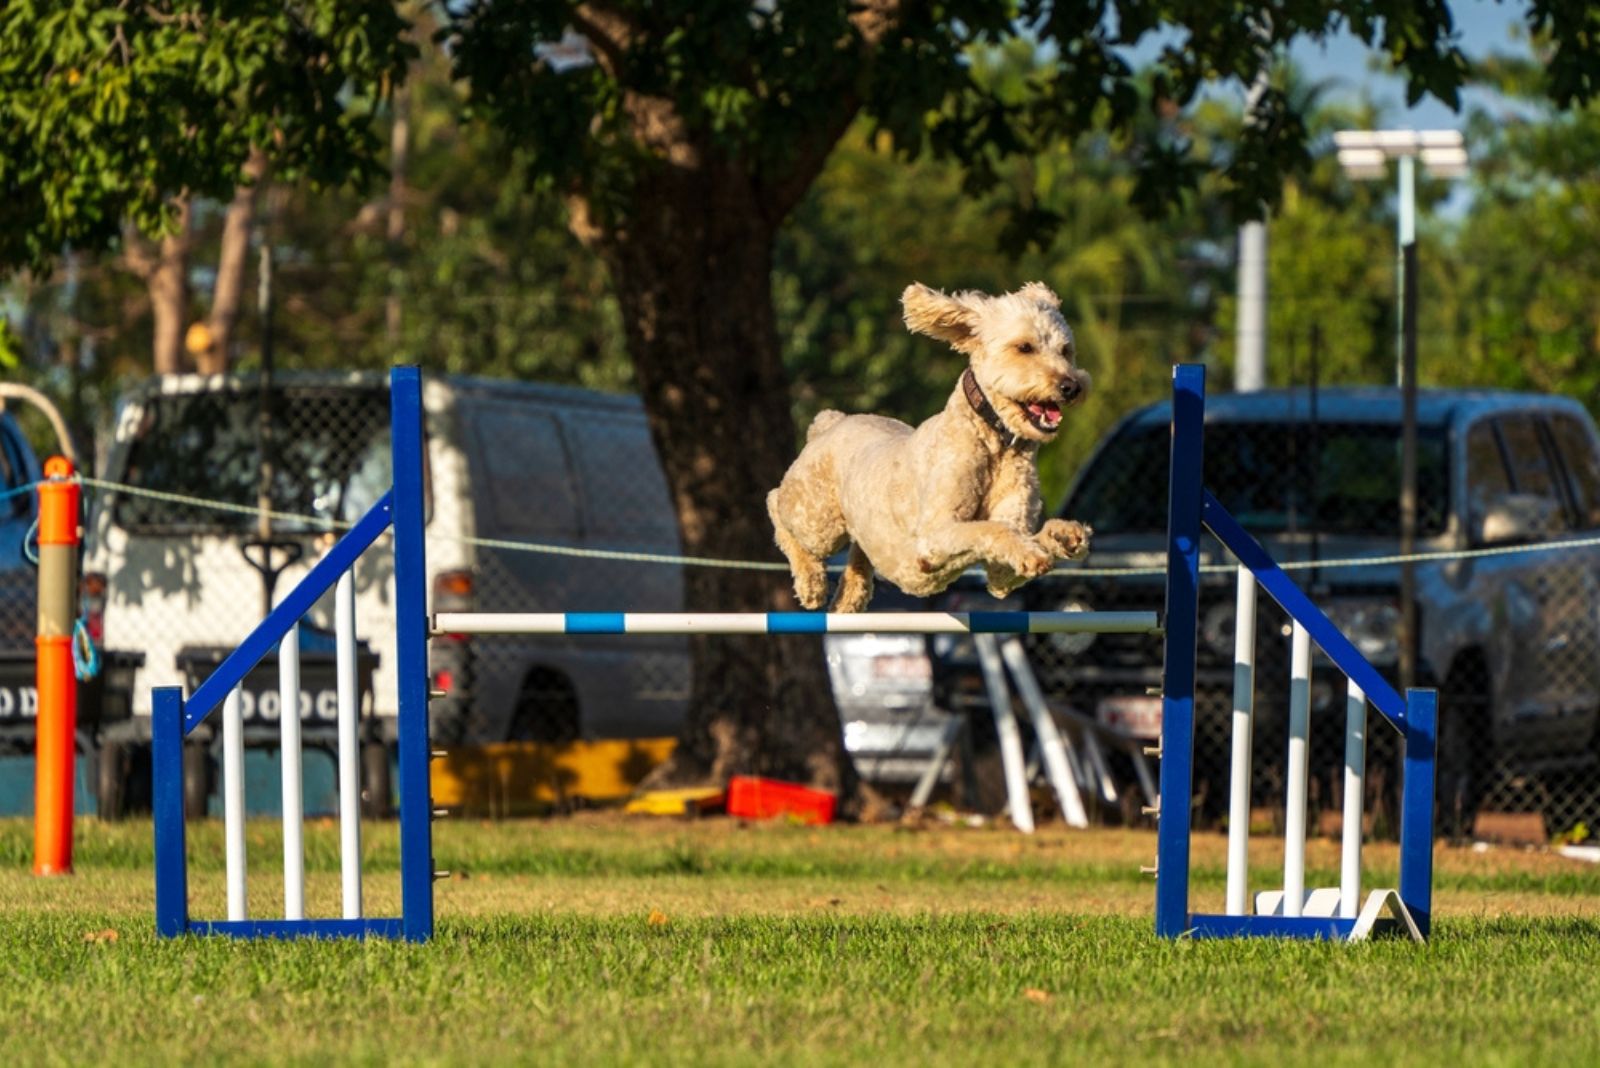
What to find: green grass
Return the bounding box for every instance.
[0,817,1597,1065]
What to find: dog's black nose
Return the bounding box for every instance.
[1060,377,1082,403]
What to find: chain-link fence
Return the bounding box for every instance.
[10,369,1600,838]
[962,395,1600,841]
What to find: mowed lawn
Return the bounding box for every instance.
[0,815,1597,1066]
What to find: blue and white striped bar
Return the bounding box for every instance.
[431,610,1161,637]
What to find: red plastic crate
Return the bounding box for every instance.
[726,776,837,825]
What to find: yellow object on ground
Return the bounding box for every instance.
[431,738,675,818]
[624,788,727,817]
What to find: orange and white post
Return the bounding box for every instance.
[33,456,79,876]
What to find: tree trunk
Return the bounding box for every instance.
[386,80,411,346]
[204,148,268,375]
[588,167,860,805]
[124,201,192,375]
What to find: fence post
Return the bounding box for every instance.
[1156,363,1206,937]
[391,366,434,942]
[33,456,79,876]
[1399,688,1437,939]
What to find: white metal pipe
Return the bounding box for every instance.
[336,571,362,920]
[1234,222,1268,393]
[223,686,246,922]
[998,636,1087,828]
[1225,566,1258,916]
[974,634,1033,834]
[1283,621,1313,918]
[430,610,1161,637]
[1340,679,1368,920]
[279,623,305,921]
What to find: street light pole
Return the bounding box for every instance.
[1334,129,1467,692]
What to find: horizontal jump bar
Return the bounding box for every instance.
[431,610,1162,637]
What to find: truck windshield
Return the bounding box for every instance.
[112,385,394,534]
[1069,420,1450,537]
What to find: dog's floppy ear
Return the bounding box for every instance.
[903,283,984,350]
[1018,281,1061,309]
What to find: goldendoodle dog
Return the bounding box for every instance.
[768,281,1092,613]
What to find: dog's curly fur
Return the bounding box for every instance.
[768,281,1093,612]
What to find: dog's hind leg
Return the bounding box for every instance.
[768,489,830,610]
[830,543,875,613]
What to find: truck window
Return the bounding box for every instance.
[1546,414,1600,530]
[1068,420,1448,537]
[1495,414,1571,535]
[1465,421,1512,536]
[470,406,580,537]
[114,385,395,533]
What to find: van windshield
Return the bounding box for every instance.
[113,385,393,534]
[1069,420,1450,537]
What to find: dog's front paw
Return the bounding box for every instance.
[1039,519,1092,560]
[794,571,829,611]
[1006,539,1053,579]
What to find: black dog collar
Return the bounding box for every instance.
[962,368,1031,450]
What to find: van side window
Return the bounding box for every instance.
[1496,414,1571,535]
[0,421,30,519]
[471,407,579,536]
[1547,414,1600,530]
[563,418,679,542]
[1465,422,1511,537]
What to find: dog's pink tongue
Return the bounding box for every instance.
[1028,401,1063,429]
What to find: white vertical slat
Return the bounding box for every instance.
[223,686,247,922]
[1340,679,1367,919]
[1225,566,1258,916]
[1283,620,1312,918]
[279,623,305,920]
[336,570,363,919]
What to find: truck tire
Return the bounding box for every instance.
[1438,654,1491,840]
[97,741,128,822]
[361,740,392,819]
[183,743,211,820]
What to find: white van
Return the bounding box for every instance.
[87,371,935,816]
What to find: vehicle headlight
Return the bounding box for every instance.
[1320,600,1401,666]
[1047,598,1097,656]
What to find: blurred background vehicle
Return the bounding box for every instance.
[934,385,1600,837]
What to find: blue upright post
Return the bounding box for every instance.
[391,367,434,942]
[152,686,188,938]
[1399,688,1437,939]
[1156,364,1206,938]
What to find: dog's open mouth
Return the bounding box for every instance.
[1024,401,1063,432]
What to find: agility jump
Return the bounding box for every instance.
[152,364,1436,943]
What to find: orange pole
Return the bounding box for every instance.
[34,456,79,877]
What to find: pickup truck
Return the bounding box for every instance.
[935,386,1600,837]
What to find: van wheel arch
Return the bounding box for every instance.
[506,667,581,744]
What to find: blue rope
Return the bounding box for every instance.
[73,617,101,682]
[22,516,38,566]
[0,480,38,503]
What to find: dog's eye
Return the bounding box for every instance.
[1016,342,1035,354]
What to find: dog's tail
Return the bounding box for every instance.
[806,409,847,443]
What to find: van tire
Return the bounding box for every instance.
[507,669,580,744]
[183,743,211,819]
[361,741,392,819]
[98,742,128,822]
